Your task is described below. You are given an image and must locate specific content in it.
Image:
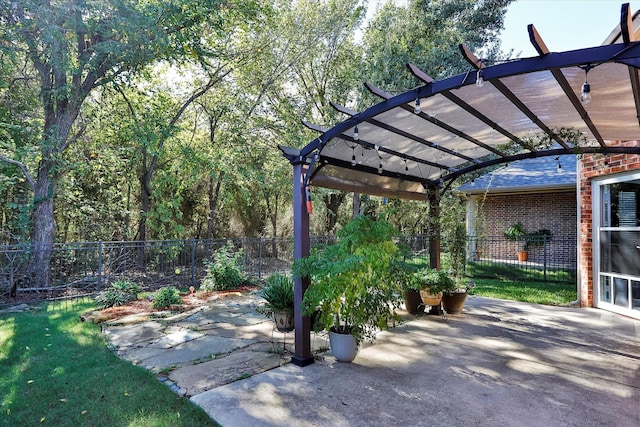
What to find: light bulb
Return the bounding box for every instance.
[414,98,421,114]
[378,163,383,174]
[353,126,359,141]
[351,154,356,166]
[557,162,562,172]
[476,69,484,88]
[581,82,591,104]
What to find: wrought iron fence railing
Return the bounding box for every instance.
[0,234,576,306]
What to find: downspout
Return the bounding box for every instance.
[571,157,581,306]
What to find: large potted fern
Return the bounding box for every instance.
[293,215,406,362]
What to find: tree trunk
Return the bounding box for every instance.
[323,192,345,234]
[206,171,224,240]
[29,163,56,288]
[352,193,360,219]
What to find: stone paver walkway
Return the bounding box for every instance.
[101,293,329,397]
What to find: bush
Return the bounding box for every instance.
[151,286,182,309]
[257,272,294,315]
[95,280,141,309]
[200,243,248,291]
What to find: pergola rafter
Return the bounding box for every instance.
[281,3,640,367]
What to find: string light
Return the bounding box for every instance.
[581,66,592,104]
[404,159,409,172]
[353,126,359,141]
[555,156,562,173]
[414,98,421,114]
[351,147,356,166]
[476,69,484,88]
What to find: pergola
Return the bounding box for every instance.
[280,3,640,367]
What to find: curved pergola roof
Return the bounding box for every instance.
[280,3,640,200]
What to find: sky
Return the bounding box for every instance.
[365,0,635,57]
[500,0,635,57]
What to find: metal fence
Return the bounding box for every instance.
[0,234,576,306]
[466,235,577,282]
[0,237,335,306]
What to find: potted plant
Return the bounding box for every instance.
[441,278,475,315]
[504,222,552,262]
[394,260,423,315]
[257,272,295,332]
[293,215,405,362]
[523,228,552,254]
[503,222,528,261]
[414,267,453,314]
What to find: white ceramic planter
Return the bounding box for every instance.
[329,330,358,362]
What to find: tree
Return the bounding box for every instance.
[0,0,261,286]
[362,0,513,95]
[361,0,513,243]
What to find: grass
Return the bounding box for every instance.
[466,263,577,305]
[408,257,578,305]
[0,298,218,427]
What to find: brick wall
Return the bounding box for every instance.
[579,141,640,307]
[473,191,577,264]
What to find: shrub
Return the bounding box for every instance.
[257,272,294,315]
[200,243,248,291]
[95,280,141,309]
[151,286,182,309]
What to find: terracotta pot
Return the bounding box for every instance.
[273,311,294,332]
[419,288,443,306]
[442,292,467,314]
[329,329,358,362]
[404,290,425,314]
[517,251,528,262]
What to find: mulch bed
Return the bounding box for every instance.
[94,285,260,321]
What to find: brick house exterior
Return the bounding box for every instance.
[459,145,640,320]
[579,141,640,313]
[458,153,577,267]
[477,191,577,265]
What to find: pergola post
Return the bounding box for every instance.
[428,186,441,270]
[291,160,314,367]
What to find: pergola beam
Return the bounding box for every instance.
[526,24,608,147]
[402,67,507,157]
[461,42,569,149]
[620,4,640,128]
[302,117,455,173]
[440,90,532,151]
[330,101,476,163]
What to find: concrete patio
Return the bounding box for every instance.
[191,296,640,427]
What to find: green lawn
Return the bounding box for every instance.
[0,299,217,427]
[468,276,577,306]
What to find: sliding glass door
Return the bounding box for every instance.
[595,174,640,318]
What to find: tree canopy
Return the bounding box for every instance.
[0,0,513,253]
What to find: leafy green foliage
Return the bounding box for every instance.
[294,215,406,345]
[412,267,454,294]
[151,287,182,309]
[504,222,553,251]
[257,273,294,315]
[94,281,142,309]
[200,244,248,291]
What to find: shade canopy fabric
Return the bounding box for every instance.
[280,5,640,201]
